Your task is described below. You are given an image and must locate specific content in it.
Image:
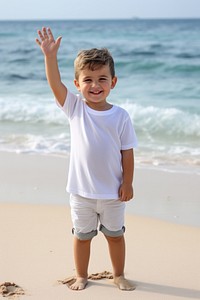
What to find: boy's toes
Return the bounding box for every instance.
[114,276,136,291]
[69,278,88,291]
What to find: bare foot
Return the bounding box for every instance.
[69,277,88,291]
[114,276,136,291]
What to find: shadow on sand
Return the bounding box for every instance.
[135,281,200,299]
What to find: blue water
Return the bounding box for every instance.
[0,19,200,173]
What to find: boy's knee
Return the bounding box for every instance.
[105,235,124,244]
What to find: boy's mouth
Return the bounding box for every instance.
[90,90,102,95]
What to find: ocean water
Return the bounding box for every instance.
[0,19,200,174]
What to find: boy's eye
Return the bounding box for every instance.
[99,77,107,81]
[83,79,92,83]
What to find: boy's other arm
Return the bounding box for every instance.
[36,27,67,106]
[119,149,134,202]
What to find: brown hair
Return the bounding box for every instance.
[74,48,115,80]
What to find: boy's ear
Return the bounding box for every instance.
[111,76,117,89]
[74,79,80,91]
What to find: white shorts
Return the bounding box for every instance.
[70,194,126,240]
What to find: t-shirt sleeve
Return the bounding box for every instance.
[121,115,138,150]
[56,90,80,119]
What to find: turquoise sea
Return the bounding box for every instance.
[0,19,200,173]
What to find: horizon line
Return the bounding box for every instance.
[0,17,200,22]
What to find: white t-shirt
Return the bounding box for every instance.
[59,90,138,199]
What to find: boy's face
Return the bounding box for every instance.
[74,65,117,109]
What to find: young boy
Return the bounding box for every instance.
[36,27,137,291]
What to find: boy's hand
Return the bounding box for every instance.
[119,183,134,202]
[36,27,62,57]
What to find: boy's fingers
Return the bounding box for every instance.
[42,27,48,38]
[118,187,122,198]
[47,28,55,41]
[119,191,125,202]
[35,38,41,46]
[37,30,44,41]
[56,36,62,46]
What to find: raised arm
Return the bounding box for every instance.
[36,27,67,106]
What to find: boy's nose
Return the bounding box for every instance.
[91,80,99,87]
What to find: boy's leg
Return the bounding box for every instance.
[69,194,98,290]
[70,237,91,290]
[105,235,125,277]
[105,234,135,291]
[99,199,135,290]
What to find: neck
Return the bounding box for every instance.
[86,101,112,111]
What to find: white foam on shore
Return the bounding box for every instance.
[1,94,200,173]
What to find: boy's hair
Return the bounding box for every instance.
[74,48,115,80]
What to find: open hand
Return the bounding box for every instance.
[36,27,62,57]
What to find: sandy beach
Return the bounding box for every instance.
[0,152,200,299]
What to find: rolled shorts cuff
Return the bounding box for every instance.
[99,224,125,237]
[72,228,98,240]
